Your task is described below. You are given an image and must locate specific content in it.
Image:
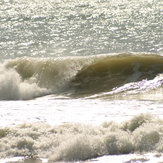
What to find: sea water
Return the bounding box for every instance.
[1,0,163,162]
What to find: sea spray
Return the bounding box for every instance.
[0,57,82,100]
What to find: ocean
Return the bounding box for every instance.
[1,0,163,162]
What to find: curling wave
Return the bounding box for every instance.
[1,53,163,100]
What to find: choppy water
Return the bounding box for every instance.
[1,0,163,162]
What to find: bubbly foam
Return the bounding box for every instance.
[0,57,82,100]
[0,114,163,162]
[0,63,48,100]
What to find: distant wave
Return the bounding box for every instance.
[1,53,163,100]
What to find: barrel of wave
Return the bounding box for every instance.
[70,54,163,95]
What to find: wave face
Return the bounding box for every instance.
[0,113,163,161]
[1,53,163,100]
[70,53,163,97]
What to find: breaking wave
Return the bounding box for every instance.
[0,56,82,100]
[1,53,163,100]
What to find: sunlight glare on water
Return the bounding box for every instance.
[0,0,163,60]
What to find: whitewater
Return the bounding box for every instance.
[1,0,163,162]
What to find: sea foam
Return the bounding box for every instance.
[0,114,163,162]
[0,57,81,100]
[0,63,48,100]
